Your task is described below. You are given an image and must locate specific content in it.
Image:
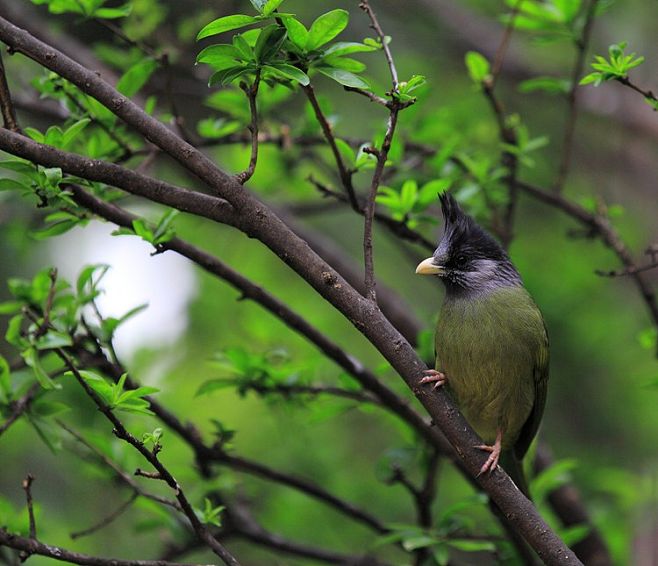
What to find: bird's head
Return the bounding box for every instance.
[415,193,521,295]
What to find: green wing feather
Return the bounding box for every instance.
[513,318,549,460]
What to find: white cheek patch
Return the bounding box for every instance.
[467,259,500,286]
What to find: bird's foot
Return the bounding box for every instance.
[475,429,503,477]
[420,369,447,389]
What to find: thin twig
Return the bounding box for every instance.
[554,0,600,193]
[359,1,399,91]
[615,76,658,102]
[302,83,359,209]
[58,419,181,511]
[55,350,241,566]
[343,85,389,106]
[0,383,40,439]
[0,50,20,131]
[359,0,404,303]
[69,493,139,540]
[309,176,435,250]
[482,71,518,249]
[236,72,261,184]
[490,0,524,86]
[595,260,658,277]
[518,180,658,356]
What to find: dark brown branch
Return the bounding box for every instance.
[236,73,261,184]
[0,529,205,566]
[554,0,600,193]
[0,51,19,132]
[0,18,579,562]
[302,83,359,209]
[228,502,383,565]
[0,129,236,227]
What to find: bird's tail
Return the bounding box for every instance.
[500,450,530,499]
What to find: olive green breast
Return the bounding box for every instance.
[435,286,548,450]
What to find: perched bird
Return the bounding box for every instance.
[415,193,548,497]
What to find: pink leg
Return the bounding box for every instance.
[475,429,503,476]
[420,369,447,389]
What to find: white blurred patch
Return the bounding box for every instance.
[50,220,197,360]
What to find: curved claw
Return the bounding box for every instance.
[419,369,447,389]
[475,429,503,477]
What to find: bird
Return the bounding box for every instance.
[415,193,548,497]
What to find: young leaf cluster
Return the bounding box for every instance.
[580,42,645,87]
[196,3,378,90]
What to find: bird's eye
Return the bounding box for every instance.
[455,254,468,267]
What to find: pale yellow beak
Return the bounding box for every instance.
[415,257,444,275]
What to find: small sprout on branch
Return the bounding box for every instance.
[580,42,644,86]
[197,498,225,527]
[64,371,158,416]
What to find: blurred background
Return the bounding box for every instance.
[0,0,657,564]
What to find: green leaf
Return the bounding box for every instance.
[196,379,235,397]
[209,66,252,87]
[322,41,377,57]
[306,9,349,51]
[5,314,26,348]
[316,66,369,89]
[34,330,73,350]
[322,56,366,73]
[447,539,496,553]
[31,218,80,240]
[117,59,158,97]
[559,524,591,547]
[465,51,491,83]
[196,44,242,69]
[0,354,11,403]
[399,179,417,213]
[263,64,310,86]
[76,264,110,298]
[61,118,91,149]
[531,458,578,502]
[261,0,285,16]
[0,179,29,192]
[30,400,70,417]
[254,25,287,62]
[196,117,242,139]
[334,138,356,168]
[282,17,308,49]
[23,348,60,390]
[94,4,131,19]
[402,535,436,551]
[197,15,260,41]
[519,76,570,95]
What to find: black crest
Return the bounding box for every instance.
[438,193,508,263]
